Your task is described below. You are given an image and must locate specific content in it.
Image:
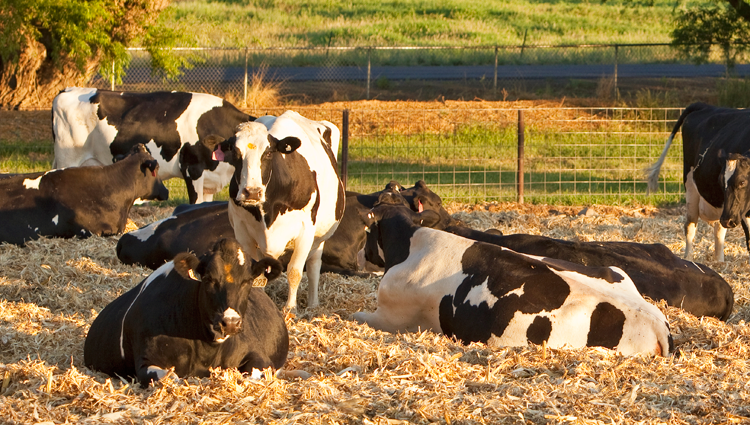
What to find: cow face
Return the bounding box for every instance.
[180,135,225,204]
[719,151,750,229]
[128,144,170,201]
[173,238,282,343]
[223,122,302,205]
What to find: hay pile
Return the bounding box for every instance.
[1,203,750,424]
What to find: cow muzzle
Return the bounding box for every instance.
[237,187,263,205]
[214,308,242,342]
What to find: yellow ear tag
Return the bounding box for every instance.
[188,269,199,281]
[247,142,256,150]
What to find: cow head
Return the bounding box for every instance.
[719,150,750,229]
[172,238,282,343]
[361,192,442,268]
[401,180,460,229]
[179,135,226,204]
[123,144,169,201]
[221,122,302,206]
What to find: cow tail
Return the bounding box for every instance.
[646,103,708,194]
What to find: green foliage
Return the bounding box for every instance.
[671,3,750,69]
[163,0,678,47]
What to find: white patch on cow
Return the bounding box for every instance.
[724,159,738,190]
[134,198,146,205]
[52,215,59,226]
[119,262,175,359]
[129,216,176,242]
[147,366,168,381]
[237,249,245,265]
[174,93,223,148]
[23,175,43,189]
[224,308,240,320]
[249,368,263,380]
[188,269,200,281]
[504,283,525,298]
[215,335,231,343]
[463,278,499,309]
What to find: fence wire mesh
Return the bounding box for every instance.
[0,107,685,205]
[89,44,732,104]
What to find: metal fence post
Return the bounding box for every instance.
[367,48,372,100]
[517,110,525,204]
[243,48,249,108]
[341,109,349,190]
[494,46,498,95]
[111,60,115,91]
[614,44,619,100]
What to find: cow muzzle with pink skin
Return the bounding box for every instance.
[238,187,264,204]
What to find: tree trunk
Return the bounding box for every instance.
[0,34,101,110]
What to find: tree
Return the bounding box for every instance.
[672,0,750,70]
[0,0,190,110]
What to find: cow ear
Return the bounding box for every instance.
[251,257,283,282]
[358,208,379,230]
[173,252,201,281]
[141,159,158,177]
[413,210,442,228]
[201,134,224,150]
[269,134,302,153]
[384,180,403,192]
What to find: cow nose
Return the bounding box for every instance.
[241,187,262,201]
[221,315,242,335]
[220,308,242,335]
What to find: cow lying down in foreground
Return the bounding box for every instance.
[0,144,169,246]
[444,227,734,321]
[354,202,673,356]
[84,238,288,386]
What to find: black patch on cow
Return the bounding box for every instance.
[92,91,193,161]
[537,256,625,284]
[196,101,254,141]
[439,242,572,345]
[260,149,317,228]
[586,302,626,349]
[526,316,552,345]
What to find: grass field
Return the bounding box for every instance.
[165,0,690,48]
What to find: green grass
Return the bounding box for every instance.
[164,0,691,48]
[0,119,685,206]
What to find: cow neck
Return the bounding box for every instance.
[377,211,419,271]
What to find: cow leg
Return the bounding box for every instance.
[743,217,750,262]
[305,241,325,309]
[713,222,727,262]
[285,231,316,312]
[684,169,701,260]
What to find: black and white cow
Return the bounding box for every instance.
[647,102,750,261]
[354,202,673,356]
[443,226,734,320]
[53,87,256,204]
[84,238,288,386]
[0,144,169,246]
[220,111,345,311]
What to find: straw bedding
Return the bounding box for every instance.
[1,203,750,424]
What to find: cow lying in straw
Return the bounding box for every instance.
[354,199,673,356]
[85,238,288,386]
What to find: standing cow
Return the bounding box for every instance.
[84,238,288,386]
[53,87,256,204]
[220,111,345,311]
[647,102,750,261]
[0,144,169,245]
[354,201,673,356]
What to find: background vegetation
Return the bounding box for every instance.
[164,0,692,47]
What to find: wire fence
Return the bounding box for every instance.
[90,43,741,104]
[0,107,684,205]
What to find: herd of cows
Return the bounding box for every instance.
[2,87,750,386]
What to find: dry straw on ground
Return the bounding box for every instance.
[2,203,750,424]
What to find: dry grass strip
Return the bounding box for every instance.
[1,203,750,424]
